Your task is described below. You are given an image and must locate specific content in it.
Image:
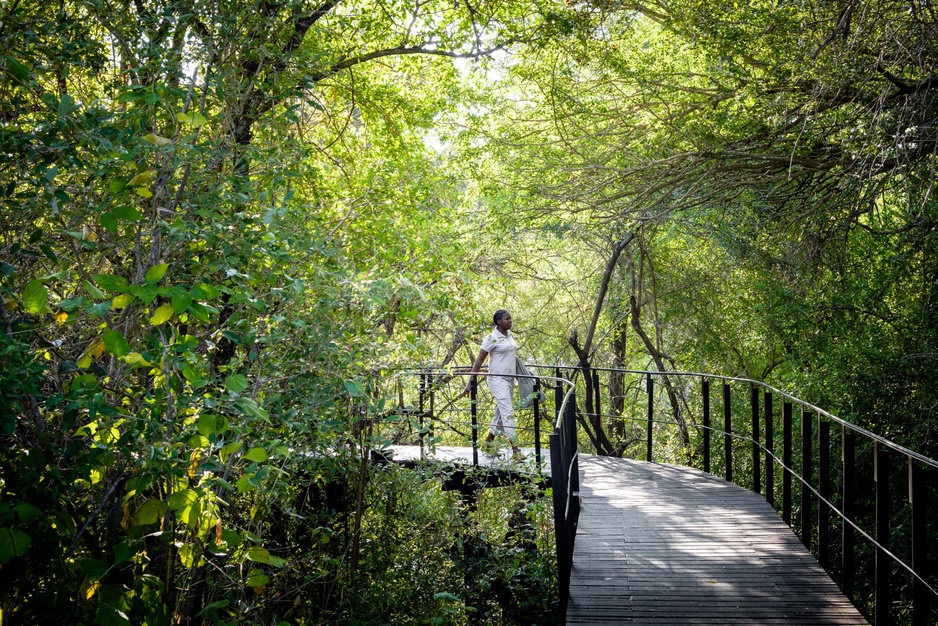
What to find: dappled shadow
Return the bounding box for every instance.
[566,455,868,625]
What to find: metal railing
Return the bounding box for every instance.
[525,364,938,626]
[393,368,580,613]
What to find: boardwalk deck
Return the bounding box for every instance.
[567,456,868,625]
[385,444,550,472]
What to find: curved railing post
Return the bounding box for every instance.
[751,385,761,494]
[764,391,774,507]
[723,383,732,482]
[818,420,830,569]
[470,376,478,467]
[801,410,814,550]
[910,458,929,626]
[533,380,542,468]
[702,378,711,474]
[875,442,891,626]
[783,402,793,525]
[549,388,579,617]
[646,373,653,462]
[842,431,856,599]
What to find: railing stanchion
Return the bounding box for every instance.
[702,379,711,474]
[554,367,562,424]
[801,410,814,550]
[765,392,774,507]
[593,372,602,429]
[428,377,435,445]
[818,420,830,569]
[909,458,929,626]
[842,431,856,599]
[470,376,478,467]
[419,371,426,458]
[751,385,761,494]
[723,383,732,483]
[783,402,793,525]
[875,442,891,626]
[646,373,654,462]
[533,380,542,468]
[549,431,569,614]
[549,388,579,618]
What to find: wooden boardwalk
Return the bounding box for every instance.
[384,444,549,472]
[568,456,868,625]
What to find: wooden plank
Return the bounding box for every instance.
[566,456,868,625]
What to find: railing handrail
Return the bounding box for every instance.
[525,364,938,470]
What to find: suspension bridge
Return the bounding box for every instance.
[379,366,938,625]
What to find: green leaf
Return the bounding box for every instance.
[142,133,172,146]
[149,304,174,325]
[58,296,89,312]
[171,292,192,314]
[15,503,43,524]
[236,474,256,493]
[5,56,31,82]
[220,330,241,343]
[21,280,48,314]
[100,213,119,234]
[195,599,230,617]
[225,374,249,394]
[178,542,201,568]
[243,447,267,463]
[123,352,151,367]
[219,442,241,462]
[39,244,57,263]
[101,206,143,234]
[245,570,269,588]
[102,328,130,357]
[177,111,209,127]
[144,263,169,284]
[111,205,142,221]
[246,546,273,564]
[83,279,107,300]
[344,380,365,397]
[0,527,31,563]
[181,364,203,383]
[112,294,134,309]
[131,499,167,526]
[196,413,228,437]
[114,539,143,565]
[85,301,113,318]
[93,274,128,293]
[127,283,158,305]
[127,171,155,187]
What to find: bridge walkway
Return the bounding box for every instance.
[568,456,867,625]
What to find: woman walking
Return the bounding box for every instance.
[463,309,521,458]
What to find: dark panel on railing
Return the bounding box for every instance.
[909,459,929,626]
[646,373,654,462]
[533,381,542,467]
[752,386,761,495]
[765,392,774,507]
[842,431,856,599]
[724,383,732,483]
[819,420,830,570]
[703,379,711,474]
[875,443,891,626]
[470,377,478,466]
[802,410,814,550]
[784,402,793,526]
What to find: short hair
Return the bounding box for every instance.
[493,309,509,325]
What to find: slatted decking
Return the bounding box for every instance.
[567,456,868,625]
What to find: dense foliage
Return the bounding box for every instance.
[2,0,937,623]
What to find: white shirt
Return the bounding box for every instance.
[481,328,517,376]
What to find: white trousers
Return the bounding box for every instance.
[487,376,515,440]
